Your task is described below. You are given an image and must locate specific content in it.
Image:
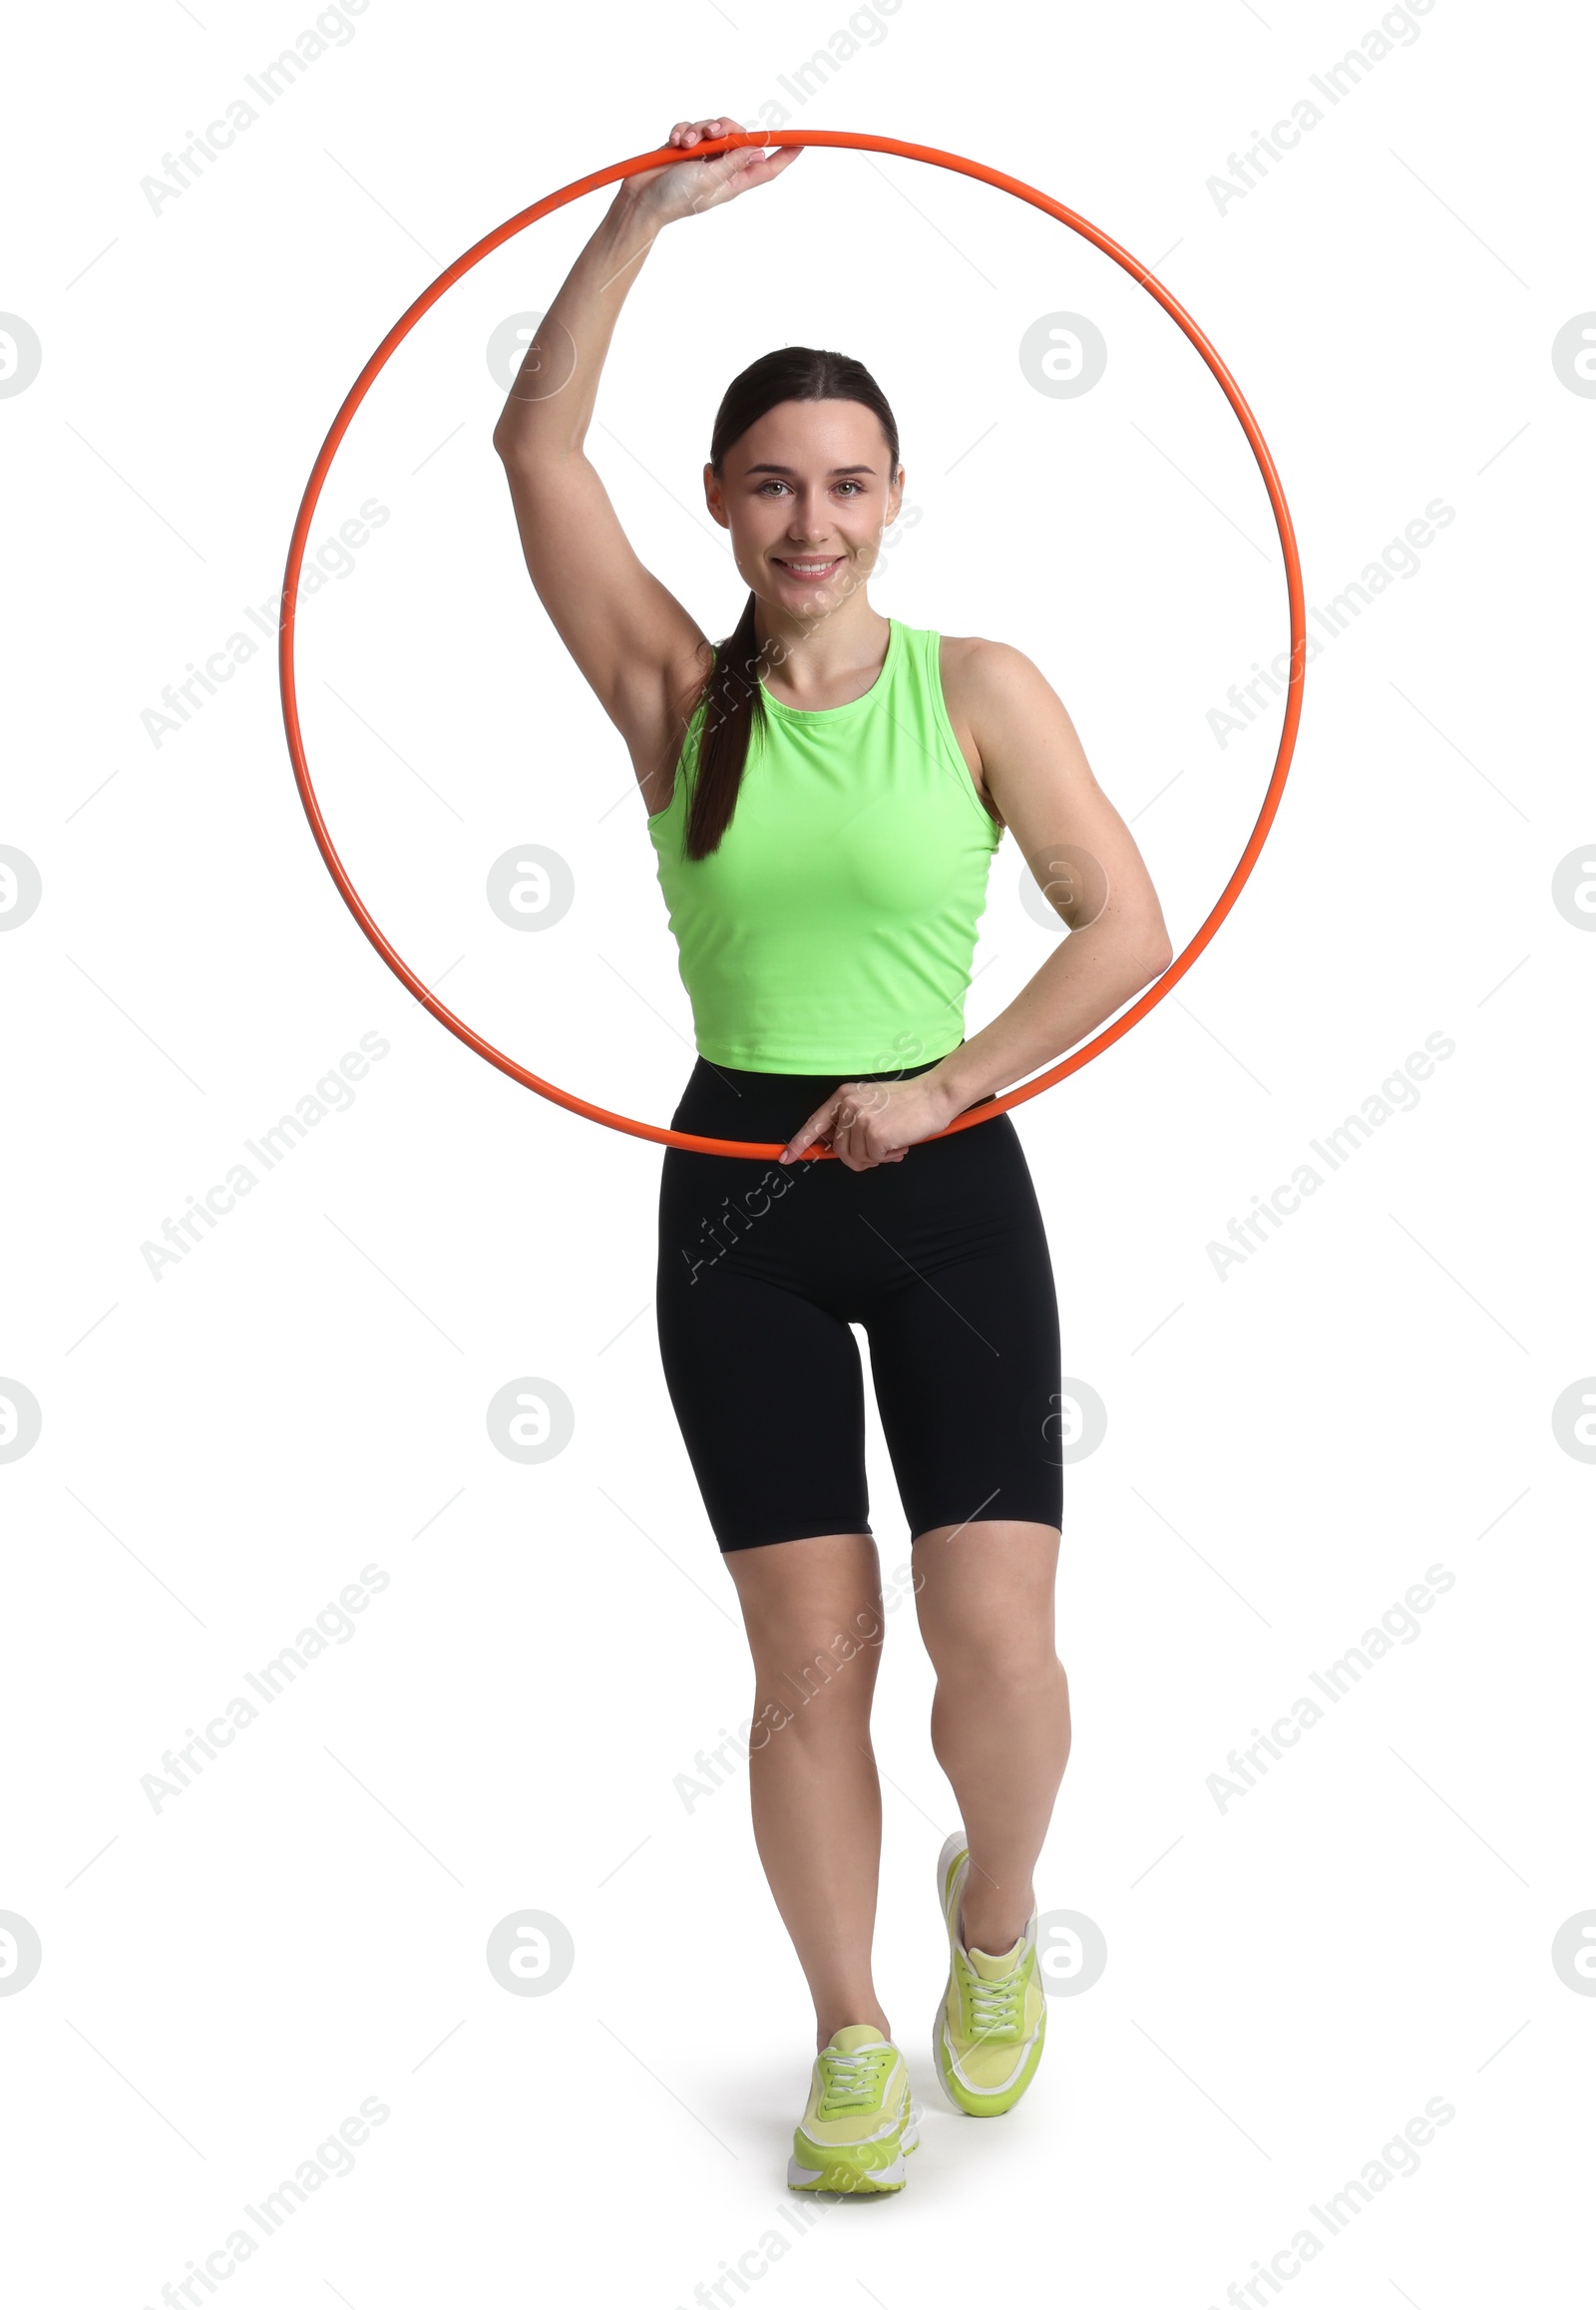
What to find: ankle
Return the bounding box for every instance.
[959,1893,1031,1957]
[816,2008,892,2051]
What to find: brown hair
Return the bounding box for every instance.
[677,347,901,862]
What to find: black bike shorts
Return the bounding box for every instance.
[654,1054,1064,1553]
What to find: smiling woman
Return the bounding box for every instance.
[489,112,1176,2198]
[669,349,911,862]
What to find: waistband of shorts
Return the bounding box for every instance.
[668,1049,999,1148]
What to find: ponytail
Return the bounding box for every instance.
[681,588,771,862]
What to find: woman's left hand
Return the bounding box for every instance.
[778,1070,963,1171]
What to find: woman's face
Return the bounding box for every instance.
[705,398,903,619]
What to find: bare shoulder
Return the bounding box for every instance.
[939,634,1056,715]
[938,635,1069,825]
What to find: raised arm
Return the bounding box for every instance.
[491,118,803,807]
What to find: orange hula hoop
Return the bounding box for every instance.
[280,128,1305,1160]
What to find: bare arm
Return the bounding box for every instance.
[927,640,1173,1113]
[491,118,802,785]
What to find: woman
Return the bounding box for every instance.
[493,117,1173,2195]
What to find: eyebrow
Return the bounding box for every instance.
[742,462,878,477]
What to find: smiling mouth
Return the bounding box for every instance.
[773,556,843,576]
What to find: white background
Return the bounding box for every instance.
[3,0,1591,2301]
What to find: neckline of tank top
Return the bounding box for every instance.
[756,616,902,722]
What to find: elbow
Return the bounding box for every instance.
[492,415,537,467]
[1122,926,1173,992]
[492,430,582,483]
[1136,906,1174,982]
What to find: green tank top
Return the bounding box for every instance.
[647,618,1002,1073]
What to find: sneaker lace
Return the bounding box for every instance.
[964,1963,1024,2041]
[817,2045,892,2116]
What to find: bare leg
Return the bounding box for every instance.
[912,1520,1070,1953]
[723,1532,893,2050]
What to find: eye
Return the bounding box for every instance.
[755,478,867,496]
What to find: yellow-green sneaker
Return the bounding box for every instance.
[787,2024,920,2193]
[932,1829,1046,2117]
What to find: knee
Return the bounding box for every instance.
[747,1617,885,1728]
[923,1613,1059,1693]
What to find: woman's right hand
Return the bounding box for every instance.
[617,115,802,231]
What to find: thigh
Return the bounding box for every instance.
[912,1518,1062,1679]
[724,1531,889,1707]
[858,1116,1064,1544]
[657,1149,874,1552]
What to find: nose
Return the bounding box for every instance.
[784,491,834,542]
